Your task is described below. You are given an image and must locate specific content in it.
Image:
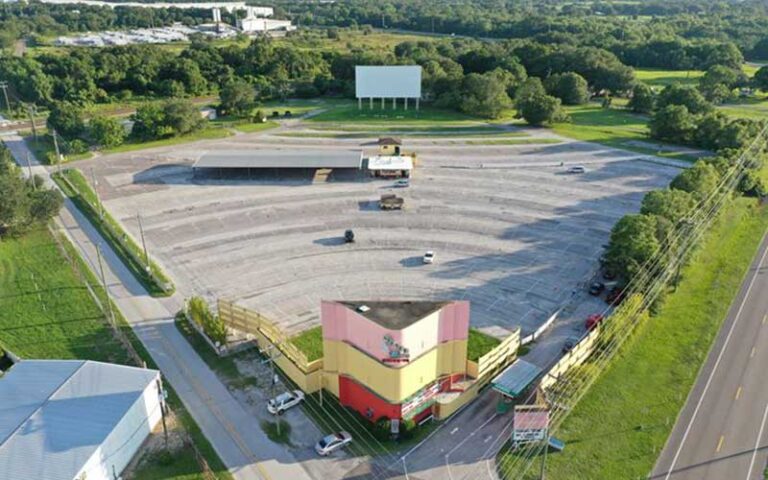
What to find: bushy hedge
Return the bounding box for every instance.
[187,296,227,345]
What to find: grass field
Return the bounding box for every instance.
[0,227,230,480]
[100,126,232,155]
[0,228,131,362]
[634,68,704,87]
[309,100,483,124]
[717,95,768,120]
[499,194,768,479]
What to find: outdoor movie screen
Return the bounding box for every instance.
[355,66,422,99]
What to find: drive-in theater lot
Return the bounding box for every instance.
[80,129,681,338]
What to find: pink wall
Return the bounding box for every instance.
[321,300,470,361]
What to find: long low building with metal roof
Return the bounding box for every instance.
[193,149,364,170]
[0,360,162,480]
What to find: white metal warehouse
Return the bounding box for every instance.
[0,360,162,480]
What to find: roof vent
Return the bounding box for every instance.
[357,305,370,313]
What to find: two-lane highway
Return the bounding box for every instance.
[652,232,768,480]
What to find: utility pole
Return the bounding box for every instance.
[156,378,168,449]
[25,152,33,186]
[52,129,63,172]
[0,81,10,112]
[137,212,150,273]
[268,344,281,436]
[539,427,549,480]
[90,167,103,219]
[26,103,38,141]
[96,243,116,331]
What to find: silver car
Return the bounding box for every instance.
[315,431,352,456]
[267,390,305,415]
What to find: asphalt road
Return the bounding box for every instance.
[652,231,768,480]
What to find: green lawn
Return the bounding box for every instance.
[25,132,93,165]
[52,169,174,297]
[309,100,489,125]
[0,228,131,362]
[634,68,704,87]
[717,95,768,120]
[0,228,229,480]
[289,326,324,362]
[467,328,502,362]
[100,127,232,155]
[552,103,699,161]
[500,194,768,479]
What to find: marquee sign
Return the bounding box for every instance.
[512,406,550,445]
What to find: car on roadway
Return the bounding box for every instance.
[605,286,625,305]
[423,251,435,264]
[394,179,410,188]
[566,165,586,174]
[267,390,305,415]
[562,336,580,353]
[585,313,604,330]
[588,281,605,296]
[315,431,353,456]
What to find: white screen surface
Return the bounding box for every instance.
[355,66,422,98]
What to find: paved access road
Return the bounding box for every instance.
[1,132,314,480]
[652,232,768,480]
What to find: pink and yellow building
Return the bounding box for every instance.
[321,300,470,423]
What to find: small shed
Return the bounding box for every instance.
[376,137,402,155]
[367,155,413,178]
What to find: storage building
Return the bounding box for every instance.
[0,360,163,480]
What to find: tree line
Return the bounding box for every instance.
[0,144,62,237]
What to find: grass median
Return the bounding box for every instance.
[52,168,174,297]
[499,195,768,479]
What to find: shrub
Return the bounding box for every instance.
[187,296,227,345]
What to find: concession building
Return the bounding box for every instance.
[321,300,471,423]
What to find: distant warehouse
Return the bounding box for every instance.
[193,149,364,173]
[0,360,162,480]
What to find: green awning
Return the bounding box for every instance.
[491,359,542,398]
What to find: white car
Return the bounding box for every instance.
[267,390,305,415]
[315,431,353,456]
[566,165,586,174]
[423,251,435,264]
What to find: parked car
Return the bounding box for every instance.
[602,269,616,280]
[566,165,586,174]
[315,431,353,456]
[344,229,355,243]
[423,251,435,264]
[585,313,604,330]
[588,281,605,296]
[605,286,625,305]
[394,179,410,188]
[562,336,580,354]
[267,390,305,415]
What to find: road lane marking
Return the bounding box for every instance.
[716,435,725,453]
[450,427,459,435]
[745,402,768,479]
[663,238,768,480]
[763,314,767,325]
[735,386,743,400]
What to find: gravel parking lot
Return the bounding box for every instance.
[84,131,682,338]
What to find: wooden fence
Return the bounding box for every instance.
[218,299,322,374]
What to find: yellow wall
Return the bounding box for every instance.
[323,339,467,403]
[379,144,399,155]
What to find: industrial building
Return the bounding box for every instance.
[321,300,471,424]
[193,149,364,172]
[0,360,163,480]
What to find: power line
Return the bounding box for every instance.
[494,125,768,479]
